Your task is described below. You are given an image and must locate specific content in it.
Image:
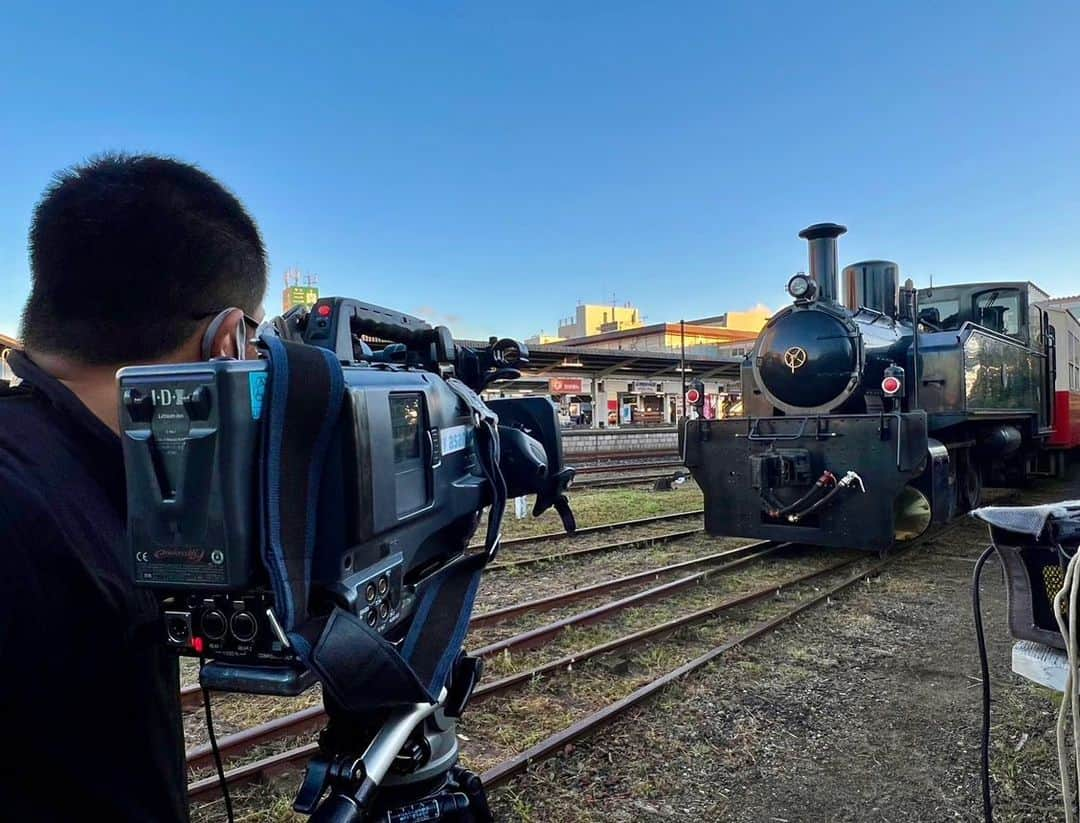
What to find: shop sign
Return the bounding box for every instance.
[549,378,584,394]
[631,380,662,394]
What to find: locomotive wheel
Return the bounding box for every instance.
[959,459,982,512]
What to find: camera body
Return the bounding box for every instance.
[120,297,573,695]
[122,360,485,662]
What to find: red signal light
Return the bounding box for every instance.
[881,376,902,395]
[317,304,332,317]
[686,389,701,404]
[191,636,205,654]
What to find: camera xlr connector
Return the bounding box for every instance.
[165,611,193,645]
[201,610,227,641]
[230,611,258,643]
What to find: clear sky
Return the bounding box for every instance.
[2,1,1079,342]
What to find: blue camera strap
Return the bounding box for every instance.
[261,334,346,632]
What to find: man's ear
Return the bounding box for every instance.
[201,308,246,360]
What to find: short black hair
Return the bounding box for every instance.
[21,153,267,364]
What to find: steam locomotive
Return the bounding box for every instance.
[683,223,1062,551]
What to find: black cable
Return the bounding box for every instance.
[199,660,235,823]
[791,481,849,521]
[972,543,997,823]
[762,482,825,518]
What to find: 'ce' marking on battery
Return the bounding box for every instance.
[136,551,150,562]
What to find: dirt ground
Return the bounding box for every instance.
[486,474,1080,822]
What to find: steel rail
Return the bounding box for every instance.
[184,554,858,798]
[487,527,702,572]
[479,509,702,552]
[479,554,896,787]
[181,520,707,709]
[471,540,772,627]
[184,493,1021,798]
[473,546,784,658]
[185,535,773,764]
[470,556,856,701]
[574,459,683,476]
[185,551,839,794]
[572,473,685,490]
[185,538,780,770]
[474,505,1012,788]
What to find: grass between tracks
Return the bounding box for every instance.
[457,557,871,773]
[180,485,705,690]
[470,546,857,676]
[492,483,703,540]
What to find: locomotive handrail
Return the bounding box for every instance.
[741,416,841,441]
[744,416,811,441]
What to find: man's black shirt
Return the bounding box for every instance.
[0,351,189,822]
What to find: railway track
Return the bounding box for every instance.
[479,555,886,789]
[184,540,857,799]
[565,448,678,467]
[572,458,683,476]
[182,490,1023,820]
[571,471,687,490]
[491,508,702,550]
[184,536,770,771]
[180,510,705,710]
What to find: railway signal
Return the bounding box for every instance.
[686,380,705,410]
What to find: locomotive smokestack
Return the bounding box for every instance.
[798,222,847,304]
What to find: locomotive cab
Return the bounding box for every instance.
[683,223,1055,552]
[917,282,1048,346]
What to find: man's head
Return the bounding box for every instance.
[21,153,267,366]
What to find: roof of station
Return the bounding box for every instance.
[516,341,743,381]
[555,322,757,347]
[0,334,19,350]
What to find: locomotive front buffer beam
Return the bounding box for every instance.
[683,411,950,552]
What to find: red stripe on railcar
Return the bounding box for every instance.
[1050,390,1080,447]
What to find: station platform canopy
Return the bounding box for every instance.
[462,340,743,383]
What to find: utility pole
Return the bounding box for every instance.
[680,319,687,422]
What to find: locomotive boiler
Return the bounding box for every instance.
[683,223,1055,551]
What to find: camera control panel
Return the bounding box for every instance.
[163,555,406,660]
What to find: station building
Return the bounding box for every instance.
[509,303,771,431]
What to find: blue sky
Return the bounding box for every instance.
[2,1,1079,341]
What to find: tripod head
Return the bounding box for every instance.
[298,690,491,823]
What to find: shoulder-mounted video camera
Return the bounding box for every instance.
[119,297,576,820]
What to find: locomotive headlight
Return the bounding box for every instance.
[787,274,815,300]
